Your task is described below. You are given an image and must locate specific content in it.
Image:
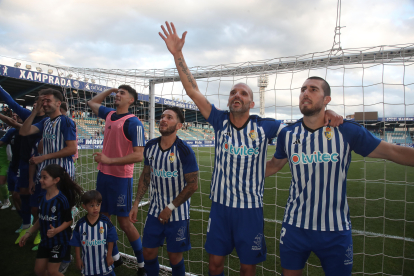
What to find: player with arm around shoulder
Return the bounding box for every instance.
[159,22,344,276]
[129,107,199,276]
[266,76,414,276]
[70,190,118,276]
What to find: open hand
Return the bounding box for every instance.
[159,21,187,56]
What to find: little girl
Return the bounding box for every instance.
[19,164,83,276]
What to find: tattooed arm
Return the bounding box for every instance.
[157,171,199,224]
[159,21,212,120]
[129,165,151,223]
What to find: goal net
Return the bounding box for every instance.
[3,42,414,275]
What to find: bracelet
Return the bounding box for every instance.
[167,203,176,211]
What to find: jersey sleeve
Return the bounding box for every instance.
[274,128,288,159]
[0,128,16,143]
[60,117,76,141]
[0,86,31,120]
[127,117,146,147]
[262,119,286,139]
[343,122,382,157]
[62,207,73,222]
[207,105,226,131]
[33,118,47,134]
[98,106,115,120]
[69,222,82,247]
[106,222,119,243]
[181,145,199,174]
[144,144,150,166]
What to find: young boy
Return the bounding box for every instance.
[69,190,118,276]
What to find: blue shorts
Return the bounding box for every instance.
[16,161,30,189]
[142,214,191,253]
[30,183,43,208]
[96,171,133,217]
[37,244,70,263]
[280,222,353,276]
[204,202,267,265]
[7,168,17,192]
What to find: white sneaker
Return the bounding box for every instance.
[1,199,11,209]
[59,254,73,274]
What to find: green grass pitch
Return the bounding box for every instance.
[1,147,413,275]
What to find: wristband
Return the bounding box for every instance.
[167,203,176,211]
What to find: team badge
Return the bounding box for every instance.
[249,130,257,140]
[169,152,175,163]
[324,127,332,140]
[51,206,56,213]
[99,226,104,234]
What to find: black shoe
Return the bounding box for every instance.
[114,257,124,268]
[137,267,147,276]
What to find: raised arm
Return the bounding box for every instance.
[87,88,118,116]
[367,141,414,166]
[19,96,43,136]
[265,156,288,177]
[159,22,212,120]
[0,85,31,120]
[129,165,151,223]
[0,113,22,129]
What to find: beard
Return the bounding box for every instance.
[299,99,325,117]
[159,124,177,136]
[229,100,250,114]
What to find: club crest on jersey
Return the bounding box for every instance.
[99,226,104,234]
[51,206,56,213]
[344,244,353,265]
[249,130,257,140]
[169,152,175,163]
[324,127,333,140]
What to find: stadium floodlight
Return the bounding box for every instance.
[26,64,31,70]
[48,69,53,74]
[16,99,24,101]
[140,101,144,105]
[25,95,35,97]
[14,62,21,68]
[72,90,78,94]
[36,67,42,73]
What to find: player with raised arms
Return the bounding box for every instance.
[129,106,199,276]
[265,76,414,276]
[159,22,343,276]
[87,85,146,276]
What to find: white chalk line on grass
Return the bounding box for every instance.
[190,208,414,242]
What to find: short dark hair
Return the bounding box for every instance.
[81,190,102,205]
[60,102,68,112]
[163,106,185,123]
[39,88,64,102]
[307,76,331,97]
[118,85,137,105]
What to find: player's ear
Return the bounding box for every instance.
[176,122,183,130]
[53,177,60,185]
[250,101,255,109]
[324,96,331,106]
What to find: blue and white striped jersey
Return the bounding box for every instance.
[70,215,118,276]
[34,115,76,179]
[38,191,72,248]
[275,119,381,231]
[207,105,284,209]
[144,137,199,221]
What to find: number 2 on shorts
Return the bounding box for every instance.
[280,227,286,244]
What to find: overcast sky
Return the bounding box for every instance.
[0,0,413,118]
